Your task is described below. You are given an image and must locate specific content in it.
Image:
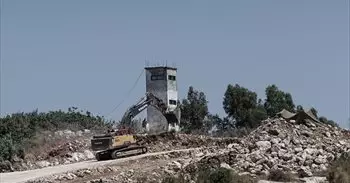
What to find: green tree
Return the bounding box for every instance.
[180,86,209,132]
[327,120,338,127]
[204,114,234,133]
[319,116,328,123]
[310,107,318,117]
[248,103,268,127]
[296,105,304,112]
[264,85,295,116]
[223,84,267,128]
[319,116,339,127]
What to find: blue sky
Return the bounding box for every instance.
[1,0,349,128]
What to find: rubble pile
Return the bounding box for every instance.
[33,131,96,165]
[135,132,240,152]
[193,118,350,177]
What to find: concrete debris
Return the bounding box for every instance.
[35,161,51,168]
[84,150,95,159]
[190,118,350,178]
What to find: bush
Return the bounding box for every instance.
[0,108,112,161]
[268,169,295,182]
[161,167,256,183]
[0,134,17,161]
[327,152,350,183]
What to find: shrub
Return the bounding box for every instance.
[327,152,350,183]
[0,134,17,161]
[268,169,295,182]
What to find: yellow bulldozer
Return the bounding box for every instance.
[91,127,147,161]
[90,92,178,161]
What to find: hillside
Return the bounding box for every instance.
[8,117,349,183]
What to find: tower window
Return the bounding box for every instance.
[151,74,165,80]
[169,100,177,105]
[168,75,176,81]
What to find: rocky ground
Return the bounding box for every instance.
[26,148,209,183]
[22,117,350,183]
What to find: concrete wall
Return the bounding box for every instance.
[145,67,167,103]
[145,67,168,134]
[166,69,178,112]
[166,69,180,131]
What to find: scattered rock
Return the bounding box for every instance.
[220,163,232,169]
[76,131,83,136]
[256,141,272,151]
[84,150,95,159]
[268,129,279,136]
[36,161,50,168]
[300,177,327,183]
[324,132,331,138]
[84,129,91,134]
[298,166,313,177]
[301,131,313,137]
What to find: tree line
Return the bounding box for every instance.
[180,84,338,135]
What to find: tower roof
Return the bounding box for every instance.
[144,66,177,71]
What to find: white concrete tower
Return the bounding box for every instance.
[145,66,180,134]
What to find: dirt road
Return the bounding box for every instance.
[0,148,201,183]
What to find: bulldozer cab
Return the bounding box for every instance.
[114,127,134,135]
